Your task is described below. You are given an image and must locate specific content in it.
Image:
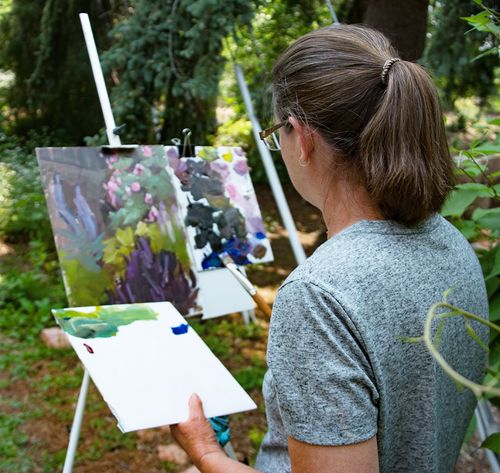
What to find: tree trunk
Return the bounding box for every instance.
[364,0,429,61]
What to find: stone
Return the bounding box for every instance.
[157,444,189,465]
[39,327,71,349]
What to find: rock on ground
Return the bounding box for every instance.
[39,327,71,349]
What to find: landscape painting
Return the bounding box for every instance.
[37,146,200,315]
[168,145,273,271]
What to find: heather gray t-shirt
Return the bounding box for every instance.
[255,214,488,473]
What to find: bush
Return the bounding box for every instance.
[0,240,66,340]
[0,130,64,245]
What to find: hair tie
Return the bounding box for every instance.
[381,57,400,85]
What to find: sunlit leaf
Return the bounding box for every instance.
[441,184,488,217]
[472,208,500,230]
[481,432,500,453]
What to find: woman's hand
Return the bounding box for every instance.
[170,393,224,467]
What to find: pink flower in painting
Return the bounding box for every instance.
[143,146,153,158]
[148,205,159,222]
[233,159,249,176]
[105,155,118,170]
[144,193,153,205]
[234,147,244,157]
[104,176,119,207]
[226,183,238,200]
[133,163,145,176]
[131,182,141,193]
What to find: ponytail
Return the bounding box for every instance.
[271,24,455,226]
[359,59,454,226]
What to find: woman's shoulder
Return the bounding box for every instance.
[279,213,481,302]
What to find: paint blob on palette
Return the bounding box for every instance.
[52,302,257,432]
[36,146,200,314]
[168,145,274,271]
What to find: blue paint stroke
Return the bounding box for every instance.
[256,232,266,240]
[171,323,189,335]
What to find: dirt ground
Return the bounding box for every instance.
[1,182,494,472]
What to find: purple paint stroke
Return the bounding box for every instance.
[108,237,199,315]
[233,159,249,176]
[210,160,230,180]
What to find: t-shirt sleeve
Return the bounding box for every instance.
[267,279,379,446]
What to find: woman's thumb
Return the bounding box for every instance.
[188,393,204,420]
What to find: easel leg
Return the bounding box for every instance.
[240,267,258,325]
[224,441,238,460]
[62,369,91,473]
[475,401,500,473]
[241,309,257,325]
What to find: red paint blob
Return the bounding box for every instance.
[83,343,94,354]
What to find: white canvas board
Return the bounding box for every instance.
[197,268,254,319]
[53,302,257,432]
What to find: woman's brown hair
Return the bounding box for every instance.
[271,24,454,226]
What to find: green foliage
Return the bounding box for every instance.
[234,357,267,390]
[0,132,58,243]
[0,240,66,341]
[443,121,500,319]
[221,1,332,182]
[248,425,266,451]
[481,431,500,453]
[0,1,121,143]
[101,0,254,145]
[424,0,499,106]
[0,410,34,472]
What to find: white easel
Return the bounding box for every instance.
[61,12,308,472]
[61,14,121,473]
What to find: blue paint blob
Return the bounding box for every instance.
[256,232,266,240]
[171,323,189,335]
[202,251,223,269]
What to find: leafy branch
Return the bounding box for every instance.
[422,299,500,399]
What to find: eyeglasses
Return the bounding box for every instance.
[259,120,288,151]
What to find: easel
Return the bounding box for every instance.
[61,12,308,472]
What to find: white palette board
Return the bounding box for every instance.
[53,301,257,432]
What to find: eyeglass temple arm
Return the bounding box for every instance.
[259,120,288,140]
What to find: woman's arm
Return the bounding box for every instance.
[288,435,379,473]
[171,394,379,473]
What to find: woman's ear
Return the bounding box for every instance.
[289,116,315,165]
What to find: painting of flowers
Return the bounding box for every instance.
[168,146,273,271]
[36,146,200,315]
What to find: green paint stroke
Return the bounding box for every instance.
[52,304,159,339]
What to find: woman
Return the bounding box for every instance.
[171,24,488,473]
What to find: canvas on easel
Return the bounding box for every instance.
[168,145,273,271]
[36,146,200,315]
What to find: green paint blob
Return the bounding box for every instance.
[52,305,159,339]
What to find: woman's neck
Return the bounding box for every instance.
[321,179,384,238]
